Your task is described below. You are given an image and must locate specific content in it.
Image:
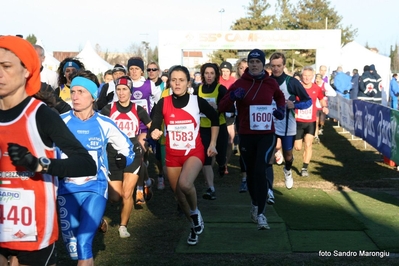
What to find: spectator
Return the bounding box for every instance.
[34,44,58,89]
[333,66,352,99]
[369,64,383,102]
[390,73,399,109]
[358,65,376,101]
[350,69,359,100]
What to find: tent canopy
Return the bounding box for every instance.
[77,41,112,75]
[340,41,391,96]
[35,39,60,71]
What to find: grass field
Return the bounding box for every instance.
[55,120,399,266]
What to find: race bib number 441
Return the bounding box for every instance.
[249,105,273,130]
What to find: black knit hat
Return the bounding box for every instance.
[220,61,232,71]
[247,49,266,67]
[127,58,144,72]
[112,64,126,74]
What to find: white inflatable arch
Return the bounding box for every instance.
[158,29,341,72]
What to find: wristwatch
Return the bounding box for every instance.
[39,157,51,173]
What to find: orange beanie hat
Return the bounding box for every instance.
[0,35,41,96]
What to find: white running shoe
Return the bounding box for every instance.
[250,205,258,223]
[187,228,198,245]
[275,150,284,165]
[301,168,309,177]
[118,226,131,238]
[283,167,293,189]
[190,210,204,235]
[257,214,270,230]
[267,189,275,205]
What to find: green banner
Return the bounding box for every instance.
[390,110,399,163]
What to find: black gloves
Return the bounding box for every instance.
[7,143,39,172]
[115,153,126,169]
[230,87,246,101]
[273,106,285,120]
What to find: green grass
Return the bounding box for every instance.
[56,120,399,266]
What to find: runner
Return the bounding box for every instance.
[149,65,219,245]
[0,35,96,266]
[100,75,152,238]
[58,70,135,265]
[219,49,286,230]
[267,52,311,201]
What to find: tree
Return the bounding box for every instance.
[291,0,357,45]
[271,0,358,70]
[209,0,359,71]
[390,44,399,73]
[272,0,296,30]
[210,0,275,64]
[232,0,275,30]
[26,34,37,45]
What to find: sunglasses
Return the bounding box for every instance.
[147,68,158,72]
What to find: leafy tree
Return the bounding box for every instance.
[148,46,159,65]
[390,44,399,73]
[273,0,358,70]
[210,0,274,64]
[26,34,37,45]
[232,0,275,30]
[291,0,357,45]
[272,0,296,30]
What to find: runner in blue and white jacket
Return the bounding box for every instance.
[57,71,134,265]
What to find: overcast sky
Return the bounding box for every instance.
[1,0,397,56]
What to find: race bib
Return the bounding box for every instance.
[131,99,148,112]
[200,98,216,117]
[249,105,273,130]
[297,105,313,120]
[0,188,37,242]
[62,150,98,185]
[167,123,195,150]
[115,119,138,137]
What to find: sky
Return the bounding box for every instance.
[1,0,397,56]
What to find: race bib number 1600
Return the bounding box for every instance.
[249,105,273,130]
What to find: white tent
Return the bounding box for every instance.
[77,41,112,75]
[340,41,391,104]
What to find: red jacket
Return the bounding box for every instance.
[219,69,285,135]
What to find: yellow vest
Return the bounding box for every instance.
[59,84,71,105]
[198,84,226,128]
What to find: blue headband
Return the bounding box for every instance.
[63,61,80,73]
[70,76,98,100]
